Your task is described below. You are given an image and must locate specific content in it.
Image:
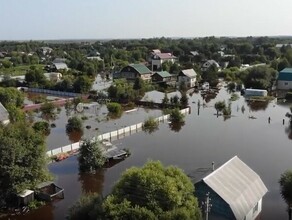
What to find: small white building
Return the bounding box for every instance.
[245,89,267,97]
[277,68,292,90]
[44,72,62,82]
[151,53,176,71]
[177,69,197,88]
[194,156,268,220]
[52,62,68,71]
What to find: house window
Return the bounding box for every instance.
[285,82,289,86]
[253,202,258,214]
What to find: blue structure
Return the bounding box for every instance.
[277,68,292,90]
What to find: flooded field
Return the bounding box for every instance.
[5,87,292,220]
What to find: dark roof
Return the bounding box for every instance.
[0,102,9,123]
[278,68,292,81]
[153,71,172,78]
[129,64,151,75]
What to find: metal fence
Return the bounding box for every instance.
[28,88,81,97]
[46,107,190,157]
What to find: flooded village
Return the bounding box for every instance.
[1,37,292,220]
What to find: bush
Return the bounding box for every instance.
[142,117,159,134]
[107,102,122,115]
[66,116,83,133]
[169,108,185,123]
[33,121,50,135]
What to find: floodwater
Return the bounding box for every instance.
[4,87,292,220]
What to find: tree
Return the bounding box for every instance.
[162,93,169,107]
[25,67,47,87]
[67,193,103,220]
[33,121,50,136]
[78,139,106,172]
[73,76,93,93]
[103,161,201,220]
[107,102,122,115]
[40,101,56,119]
[243,66,277,90]
[66,116,83,133]
[214,101,226,115]
[1,59,12,68]
[180,92,189,108]
[279,170,292,220]
[169,108,185,123]
[0,122,51,205]
[142,117,159,134]
[0,87,24,108]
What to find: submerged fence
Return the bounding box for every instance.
[28,88,81,97]
[46,107,190,157]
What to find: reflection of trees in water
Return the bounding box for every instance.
[67,130,83,143]
[285,126,292,140]
[246,100,269,112]
[169,122,185,132]
[78,168,105,194]
[202,93,217,103]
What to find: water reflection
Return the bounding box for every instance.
[67,131,83,143]
[169,122,185,132]
[202,93,217,103]
[78,169,105,193]
[285,126,292,140]
[246,100,269,112]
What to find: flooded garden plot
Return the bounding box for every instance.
[9,88,292,220]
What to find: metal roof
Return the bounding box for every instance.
[154,71,172,78]
[129,64,151,75]
[0,102,9,123]
[154,53,176,60]
[202,156,268,220]
[140,90,181,103]
[180,69,197,78]
[53,62,68,70]
[278,68,292,81]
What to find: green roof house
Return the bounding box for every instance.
[114,64,152,81]
[151,71,177,85]
[277,68,292,90]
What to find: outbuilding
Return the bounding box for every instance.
[277,68,292,90]
[193,156,268,220]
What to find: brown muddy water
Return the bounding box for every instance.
[4,88,292,220]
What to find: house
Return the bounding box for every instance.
[40,47,53,56]
[177,69,197,88]
[0,102,10,125]
[151,53,177,71]
[114,64,152,81]
[44,72,62,82]
[277,68,292,90]
[151,71,176,85]
[52,58,67,64]
[201,60,220,72]
[51,62,68,71]
[193,156,268,220]
[139,90,181,105]
[244,89,267,97]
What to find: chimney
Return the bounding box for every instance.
[212,162,215,171]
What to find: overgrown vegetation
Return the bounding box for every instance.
[106,102,122,115]
[142,117,159,134]
[66,116,83,133]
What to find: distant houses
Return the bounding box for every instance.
[151,51,177,71]
[277,68,292,90]
[114,64,152,81]
[51,62,68,71]
[151,71,177,85]
[0,102,10,125]
[201,60,220,72]
[193,156,268,220]
[177,69,197,88]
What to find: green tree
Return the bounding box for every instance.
[78,139,106,172]
[73,76,93,93]
[107,102,122,115]
[142,117,159,134]
[162,93,169,107]
[25,67,47,88]
[33,121,50,136]
[0,87,24,108]
[1,59,12,68]
[169,108,185,123]
[0,122,51,205]
[40,101,56,120]
[66,116,83,133]
[214,101,226,115]
[67,193,103,220]
[180,92,189,108]
[6,104,25,123]
[103,161,201,220]
[279,170,292,220]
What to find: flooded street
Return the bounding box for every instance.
[6,87,292,220]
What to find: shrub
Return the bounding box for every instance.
[142,117,159,134]
[107,102,122,115]
[33,121,50,135]
[169,108,185,123]
[66,116,83,133]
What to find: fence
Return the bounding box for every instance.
[46,107,190,157]
[28,88,81,97]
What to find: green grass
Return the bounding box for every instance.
[0,64,45,76]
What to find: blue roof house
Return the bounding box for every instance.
[277,68,292,90]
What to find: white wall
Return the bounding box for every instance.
[178,76,196,87]
[244,198,263,220]
[277,80,292,90]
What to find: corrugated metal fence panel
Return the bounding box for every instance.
[130,125,136,131]
[118,128,124,136]
[46,151,52,157]
[124,127,130,133]
[62,145,72,153]
[136,123,143,129]
[102,132,110,140]
[110,131,118,137]
[52,148,62,156]
[71,143,80,150]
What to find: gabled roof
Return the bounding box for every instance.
[140,90,181,103]
[202,156,268,220]
[0,102,9,123]
[53,62,68,70]
[129,64,151,75]
[180,69,197,78]
[153,71,172,78]
[154,53,176,60]
[190,51,199,56]
[203,60,220,68]
[278,68,292,81]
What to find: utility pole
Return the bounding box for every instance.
[202,192,212,220]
